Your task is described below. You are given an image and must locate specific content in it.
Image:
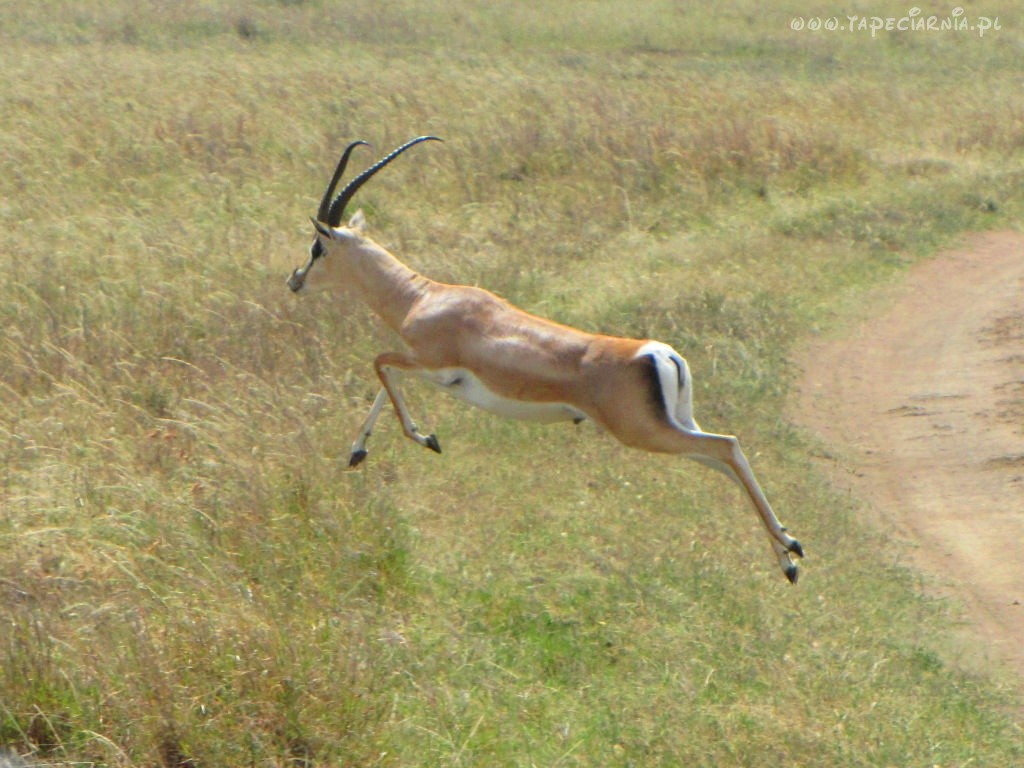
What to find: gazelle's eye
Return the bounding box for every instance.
[310,239,324,261]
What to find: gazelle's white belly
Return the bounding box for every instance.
[419,367,587,423]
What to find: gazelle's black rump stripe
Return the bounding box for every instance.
[642,353,666,417]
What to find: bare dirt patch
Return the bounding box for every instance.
[791,231,1024,706]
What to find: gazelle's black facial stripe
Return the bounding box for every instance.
[310,238,325,262]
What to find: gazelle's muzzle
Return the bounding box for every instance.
[287,267,307,292]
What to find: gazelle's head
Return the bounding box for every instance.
[287,135,442,293]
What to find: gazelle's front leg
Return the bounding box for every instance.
[348,388,388,467]
[371,352,442,458]
[350,356,442,466]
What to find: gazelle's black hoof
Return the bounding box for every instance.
[785,564,799,585]
[788,539,804,559]
[425,434,442,454]
[348,449,368,468]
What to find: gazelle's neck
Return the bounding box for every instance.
[331,235,432,332]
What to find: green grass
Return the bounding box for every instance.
[2,1,1023,765]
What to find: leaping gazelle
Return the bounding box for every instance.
[288,136,804,583]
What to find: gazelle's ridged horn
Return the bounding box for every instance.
[327,136,443,227]
[318,140,370,223]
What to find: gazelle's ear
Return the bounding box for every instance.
[310,218,334,239]
[348,209,367,235]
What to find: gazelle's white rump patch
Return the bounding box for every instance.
[634,340,699,431]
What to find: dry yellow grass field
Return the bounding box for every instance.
[1,1,1022,765]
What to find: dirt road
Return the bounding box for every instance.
[792,231,1024,700]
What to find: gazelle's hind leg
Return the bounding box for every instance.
[645,343,804,582]
[687,442,804,583]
